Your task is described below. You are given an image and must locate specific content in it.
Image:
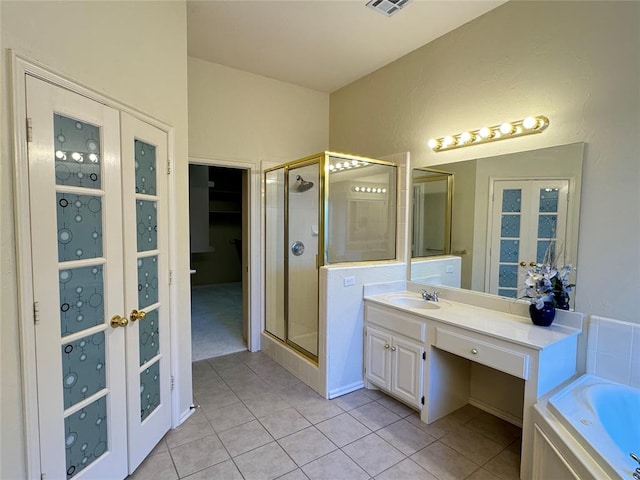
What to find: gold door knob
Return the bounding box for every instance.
[519,261,526,267]
[130,309,146,322]
[110,315,129,328]
[530,261,536,267]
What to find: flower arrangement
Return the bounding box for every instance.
[521,242,575,310]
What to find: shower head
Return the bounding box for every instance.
[293,175,314,192]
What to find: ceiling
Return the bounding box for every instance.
[187,0,507,93]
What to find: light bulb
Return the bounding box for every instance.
[427,138,440,149]
[89,153,98,162]
[443,135,454,147]
[56,151,65,159]
[382,188,387,193]
[329,164,335,170]
[500,122,514,135]
[71,152,82,162]
[335,163,342,169]
[460,131,474,143]
[352,160,359,166]
[479,127,492,139]
[354,187,360,192]
[366,187,372,192]
[523,116,537,130]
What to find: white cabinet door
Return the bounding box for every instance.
[391,336,424,408]
[26,76,171,480]
[365,326,392,391]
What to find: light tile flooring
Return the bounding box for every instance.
[130,351,522,480]
[191,283,245,361]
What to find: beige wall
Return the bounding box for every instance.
[331,1,640,324]
[188,56,329,163]
[0,1,189,477]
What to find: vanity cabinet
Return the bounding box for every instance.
[364,304,426,409]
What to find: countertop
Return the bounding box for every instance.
[363,291,582,351]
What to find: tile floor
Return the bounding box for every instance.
[130,351,522,480]
[191,283,245,361]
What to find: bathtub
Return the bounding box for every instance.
[544,375,640,479]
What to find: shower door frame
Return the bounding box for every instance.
[264,153,326,362]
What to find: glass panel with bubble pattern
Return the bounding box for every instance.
[139,309,159,366]
[140,361,161,422]
[64,395,108,479]
[137,200,157,252]
[54,114,101,189]
[61,331,106,410]
[498,289,517,299]
[537,215,557,239]
[501,189,522,213]
[135,140,157,195]
[138,256,158,309]
[537,240,553,263]
[57,193,103,262]
[59,265,104,337]
[499,240,519,263]
[498,264,518,288]
[539,188,559,213]
[500,214,520,238]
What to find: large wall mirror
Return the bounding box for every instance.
[410,142,584,305]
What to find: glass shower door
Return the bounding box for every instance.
[287,163,319,358]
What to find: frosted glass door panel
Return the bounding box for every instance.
[287,163,319,358]
[121,113,172,473]
[27,76,128,480]
[264,169,285,341]
[488,180,569,298]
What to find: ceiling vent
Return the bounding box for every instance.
[365,0,412,17]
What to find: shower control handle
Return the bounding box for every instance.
[384,344,390,349]
[291,241,305,256]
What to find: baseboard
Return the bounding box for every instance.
[469,396,523,428]
[328,381,365,399]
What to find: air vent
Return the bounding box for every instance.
[365,0,411,16]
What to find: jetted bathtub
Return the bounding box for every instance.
[543,375,640,479]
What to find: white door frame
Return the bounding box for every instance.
[10,51,182,479]
[188,155,262,353]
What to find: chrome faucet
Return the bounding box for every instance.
[421,289,440,302]
[630,453,640,480]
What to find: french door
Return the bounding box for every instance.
[26,76,171,479]
[487,179,569,298]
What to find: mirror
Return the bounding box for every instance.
[411,169,453,257]
[411,142,584,302]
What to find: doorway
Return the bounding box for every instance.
[188,164,248,361]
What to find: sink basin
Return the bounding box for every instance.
[385,294,446,310]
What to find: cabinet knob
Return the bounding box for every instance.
[391,346,397,351]
[519,261,526,267]
[471,348,478,355]
[384,344,390,349]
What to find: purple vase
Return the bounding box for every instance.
[529,302,556,327]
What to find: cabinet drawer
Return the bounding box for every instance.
[435,328,529,379]
[365,304,426,342]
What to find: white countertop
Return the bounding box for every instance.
[364,291,581,351]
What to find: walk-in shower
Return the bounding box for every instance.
[264,152,398,361]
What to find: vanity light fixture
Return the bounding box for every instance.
[329,160,368,173]
[428,115,549,152]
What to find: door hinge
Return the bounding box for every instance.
[421,396,425,405]
[33,301,40,324]
[171,376,175,391]
[422,352,426,361]
[167,159,172,175]
[26,117,33,143]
